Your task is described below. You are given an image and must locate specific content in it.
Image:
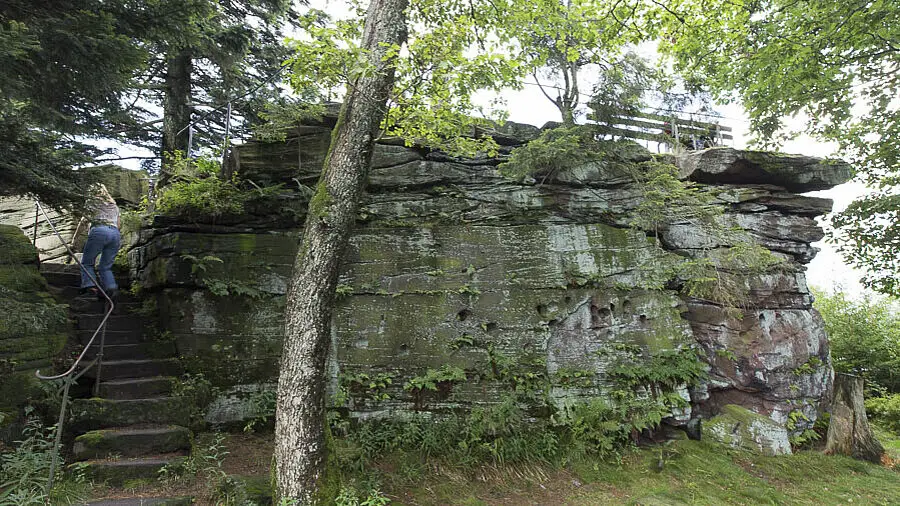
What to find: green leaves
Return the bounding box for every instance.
[286,1,528,158]
[813,289,900,394]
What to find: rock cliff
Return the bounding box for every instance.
[128,119,851,448]
[0,225,69,426]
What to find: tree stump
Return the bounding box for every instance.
[825,373,884,463]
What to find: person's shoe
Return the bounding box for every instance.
[78,287,99,298]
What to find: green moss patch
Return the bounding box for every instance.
[0,225,38,265]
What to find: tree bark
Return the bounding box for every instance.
[274,0,408,503]
[159,49,193,187]
[825,373,885,464]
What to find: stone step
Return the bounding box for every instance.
[41,265,132,290]
[77,315,147,332]
[75,456,187,486]
[69,397,193,432]
[73,425,191,460]
[82,359,183,381]
[77,330,149,346]
[41,270,81,287]
[70,298,142,315]
[84,342,177,361]
[99,377,177,400]
[83,498,193,506]
[48,284,82,300]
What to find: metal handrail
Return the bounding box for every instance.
[31,199,115,494]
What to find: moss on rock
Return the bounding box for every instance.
[0,225,38,265]
[0,228,70,416]
[705,404,791,456]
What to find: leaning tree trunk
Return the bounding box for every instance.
[159,49,193,188]
[825,373,884,464]
[274,1,408,503]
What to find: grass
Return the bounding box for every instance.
[874,424,900,463]
[375,434,900,505]
[75,429,900,506]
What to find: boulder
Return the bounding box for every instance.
[0,226,69,424]
[705,404,792,456]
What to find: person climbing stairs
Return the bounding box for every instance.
[40,263,194,503]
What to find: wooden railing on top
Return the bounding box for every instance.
[587,110,733,149]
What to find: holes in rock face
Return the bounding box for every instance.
[622,299,632,312]
[536,304,548,317]
[609,302,616,313]
[598,307,611,318]
[398,344,409,356]
[759,313,766,322]
[639,314,647,323]
[564,296,572,303]
[548,318,558,326]
[484,322,499,333]
[457,309,471,321]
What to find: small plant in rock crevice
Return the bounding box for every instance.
[403,365,467,409]
[342,372,396,405]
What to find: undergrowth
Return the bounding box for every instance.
[154,152,285,222]
[158,432,255,505]
[0,407,87,505]
[329,346,707,479]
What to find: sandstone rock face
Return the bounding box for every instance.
[129,121,851,440]
[0,225,69,424]
[677,147,852,192]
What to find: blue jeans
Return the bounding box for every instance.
[81,225,121,290]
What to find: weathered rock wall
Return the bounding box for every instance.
[0,225,69,422]
[129,122,851,440]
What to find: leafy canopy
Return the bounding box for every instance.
[286,1,527,157]
[812,288,900,395]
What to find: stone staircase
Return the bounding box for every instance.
[41,264,194,495]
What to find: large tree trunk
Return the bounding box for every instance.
[274,0,408,503]
[159,49,193,187]
[825,373,884,464]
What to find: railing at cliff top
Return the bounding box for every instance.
[587,110,733,152]
[32,199,115,495]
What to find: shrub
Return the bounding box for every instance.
[866,394,900,432]
[498,125,606,180]
[155,175,247,220]
[812,289,900,394]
